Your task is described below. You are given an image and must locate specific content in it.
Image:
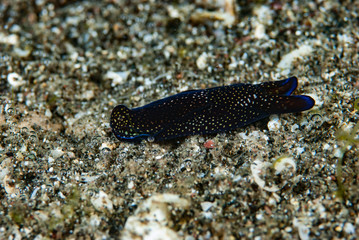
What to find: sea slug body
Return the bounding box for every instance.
[110,77,315,142]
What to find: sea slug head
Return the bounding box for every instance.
[110,105,148,141]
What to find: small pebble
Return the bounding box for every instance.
[204,139,215,149]
[7,73,25,88]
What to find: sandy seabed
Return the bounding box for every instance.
[0,1,358,239]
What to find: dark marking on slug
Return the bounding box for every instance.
[110,77,315,142]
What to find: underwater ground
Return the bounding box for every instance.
[0,0,358,239]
